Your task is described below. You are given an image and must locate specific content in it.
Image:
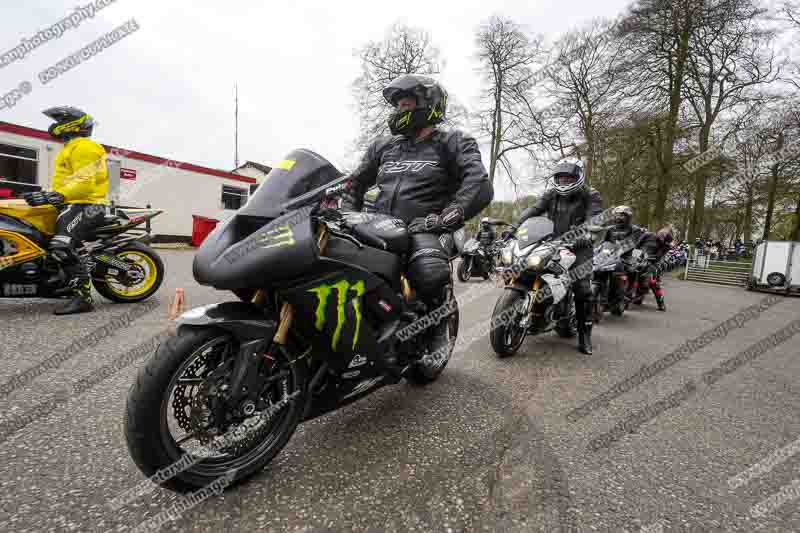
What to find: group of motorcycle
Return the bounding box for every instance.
[484,218,674,356]
[0,149,679,495]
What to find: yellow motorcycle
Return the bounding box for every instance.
[0,199,164,302]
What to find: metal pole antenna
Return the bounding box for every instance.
[234,83,239,168]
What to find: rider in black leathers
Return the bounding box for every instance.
[341,74,493,368]
[477,218,497,248]
[514,160,596,354]
[633,226,673,310]
[600,205,645,307]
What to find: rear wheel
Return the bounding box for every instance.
[490,289,528,357]
[407,286,459,385]
[92,242,164,303]
[124,327,308,493]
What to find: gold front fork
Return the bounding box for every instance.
[273,302,294,345]
[266,223,330,346]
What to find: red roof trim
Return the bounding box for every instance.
[0,121,256,184]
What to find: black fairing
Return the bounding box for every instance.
[240,149,343,220]
[276,266,387,363]
[193,209,319,289]
[343,212,409,254]
[193,149,344,289]
[0,214,47,247]
[176,301,277,341]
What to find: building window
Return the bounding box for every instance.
[221,184,248,210]
[0,143,38,185]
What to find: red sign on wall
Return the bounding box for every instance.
[121,168,137,180]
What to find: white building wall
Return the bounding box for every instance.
[0,129,255,237]
[0,130,59,187]
[111,157,252,236]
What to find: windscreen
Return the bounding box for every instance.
[517,217,554,248]
[238,148,343,219]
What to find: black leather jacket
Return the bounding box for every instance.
[477,225,496,247]
[638,232,670,261]
[342,129,493,225]
[602,223,645,258]
[518,187,594,238]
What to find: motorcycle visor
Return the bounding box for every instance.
[555,174,577,186]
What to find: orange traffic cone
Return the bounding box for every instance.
[168,288,185,320]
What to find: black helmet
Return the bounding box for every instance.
[43,106,94,141]
[657,227,674,245]
[383,74,447,136]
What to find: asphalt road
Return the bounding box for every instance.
[1,250,799,532]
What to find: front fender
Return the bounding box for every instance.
[177,301,277,341]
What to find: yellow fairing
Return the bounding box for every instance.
[0,230,47,265]
[0,199,58,235]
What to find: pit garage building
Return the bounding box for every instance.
[0,121,273,242]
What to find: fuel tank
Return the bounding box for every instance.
[0,200,57,236]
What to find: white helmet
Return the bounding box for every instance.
[612,205,633,225]
[551,159,585,196]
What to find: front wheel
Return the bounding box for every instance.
[490,289,529,358]
[457,257,472,282]
[124,327,308,493]
[92,242,164,303]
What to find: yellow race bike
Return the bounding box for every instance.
[0,199,164,302]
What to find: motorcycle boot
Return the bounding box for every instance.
[655,290,666,311]
[54,260,94,315]
[574,279,593,355]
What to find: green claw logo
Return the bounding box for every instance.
[308,279,365,350]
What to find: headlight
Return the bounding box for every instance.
[525,249,553,271]
[501,246,513,266]
[526,254,544,269]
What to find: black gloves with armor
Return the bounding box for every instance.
[408,205,465,235]
[22,191,65,207]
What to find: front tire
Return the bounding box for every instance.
[124,327,308,493]
[490,289,528,358]
[92,242,164,303]
[457,258,472,282]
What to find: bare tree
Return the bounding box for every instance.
[545,18,623,181]
[475,16,543,183]
[682,0,778,241]
[615,0,710,229]
[351,23,442,149]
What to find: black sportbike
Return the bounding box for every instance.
[124,149,459,492]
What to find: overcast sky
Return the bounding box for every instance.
[1,0,633,201]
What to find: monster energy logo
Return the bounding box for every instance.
[308,279,365,350]
[258,224,295,249]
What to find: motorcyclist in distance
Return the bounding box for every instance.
[512,159,596,354]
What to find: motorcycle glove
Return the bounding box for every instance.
[22,191,65,207]
[408,205,465,235]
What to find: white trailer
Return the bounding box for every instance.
[748,240,800,294]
